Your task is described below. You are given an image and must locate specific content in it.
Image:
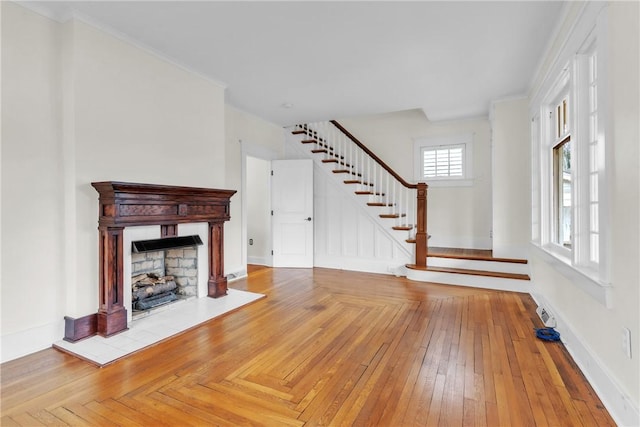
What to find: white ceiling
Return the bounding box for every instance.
[21,1,565,126]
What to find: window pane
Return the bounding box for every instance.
[422,145,464,178]
[554,139,572,248]
[590,234,599,263]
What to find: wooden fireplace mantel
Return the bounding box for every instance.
[64,181,236,342]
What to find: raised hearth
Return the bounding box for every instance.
[64,181,236,342]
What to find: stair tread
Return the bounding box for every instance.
[292,130,307,135]
[428,247,528,264]
[301,139,317,144]
[405,235,431,243]
[334,170,362,177]
[355,191,384,195]
[405,264,530,281]
[392,225,413,231]
[380,213,406,218]
[368,202,394,207]
[401,245,528,264]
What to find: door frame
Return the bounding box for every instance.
[241,141,279,268]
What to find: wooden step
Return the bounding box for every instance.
[406,265,530,281]
[334,170,362,177]
[368,202,394,207]
[292,129,307,135]
[301,139,317,144]
[379,213,406,219]
[427,247,528,264]
[392,225,413,231]
[312,149,327,154]
[406,237,431,243]
[344,180,374,186]
[355,191,384,196]
[325,159,350,166]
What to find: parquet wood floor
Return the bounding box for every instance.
[1,267,614,426]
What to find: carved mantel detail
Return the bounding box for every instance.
[64,182,236,342]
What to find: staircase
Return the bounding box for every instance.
[287,121,530,292]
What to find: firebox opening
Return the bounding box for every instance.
[131,240,200,316]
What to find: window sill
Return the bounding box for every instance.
[530,243,612,308]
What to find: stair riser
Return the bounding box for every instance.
[426,257,529,275]
[406,269,530,293]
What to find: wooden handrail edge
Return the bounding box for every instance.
[329,120,422,189]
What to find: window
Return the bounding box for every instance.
[414,134,473,186]
[531,22,608,290]
[421,144,464,178]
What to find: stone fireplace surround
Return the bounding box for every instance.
[63,181,236,342]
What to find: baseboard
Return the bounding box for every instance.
[226,265,248,282]
[1,320,65,364]
[247,256,270,266]
[315,254,409,276]
[531,293,640,426]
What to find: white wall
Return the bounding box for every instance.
[528,2,639,424]
[246,156,272,265]
[1,3,228,362]
[339,109,493,249]
[490,97,531,259]
[1,2,66,353]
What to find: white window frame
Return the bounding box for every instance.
[542,75,572,260]
[530,3,610,306]
[413,134,473,187]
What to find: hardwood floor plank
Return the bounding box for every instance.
[58,403,119,427]
[5,412,46,427]
[84,401,147,427]
[424,373,447,426]
[147,391,238,427]
[0,415,22,427]
[1,267,615,427]
[29,409,68,426]
[48,407,93,427]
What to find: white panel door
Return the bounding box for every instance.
[272,159,314,267]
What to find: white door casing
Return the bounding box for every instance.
[272,159,314,267]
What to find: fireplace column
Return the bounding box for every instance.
[97,226,128,336]
[208,221,227,297]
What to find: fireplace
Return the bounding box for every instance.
[63,181,236,342]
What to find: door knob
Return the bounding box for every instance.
[305,217,312,221]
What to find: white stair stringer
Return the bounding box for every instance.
[285,127,413,274]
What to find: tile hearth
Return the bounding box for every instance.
[54,289,264,366]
